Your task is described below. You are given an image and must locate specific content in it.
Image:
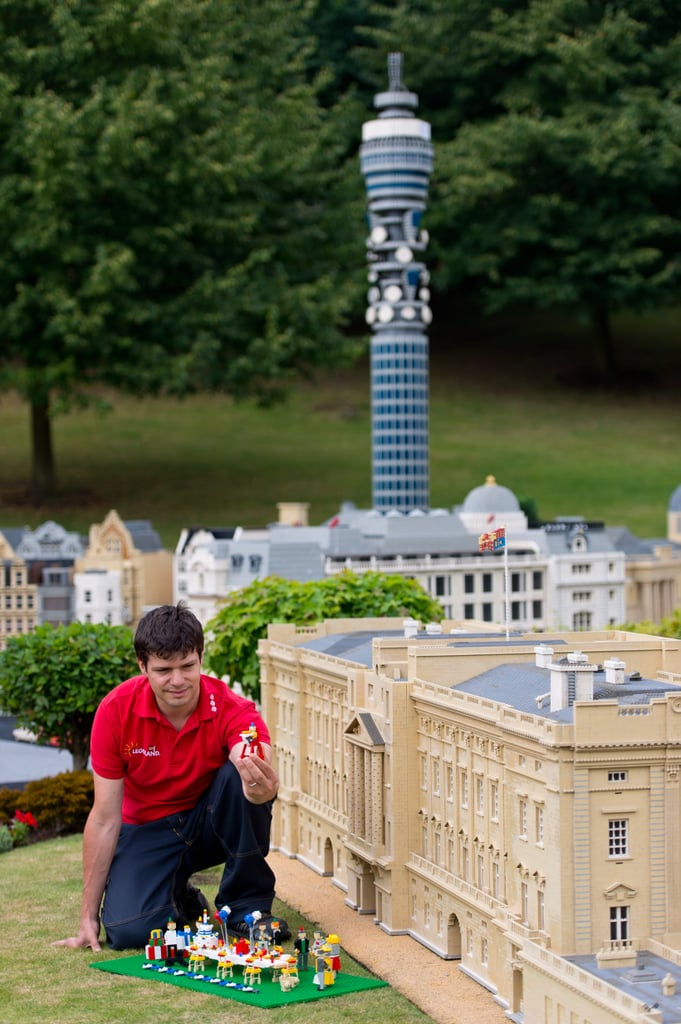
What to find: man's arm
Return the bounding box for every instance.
[229,740,279,804]
[53,772,124,951]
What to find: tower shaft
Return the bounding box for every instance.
[360,53,433,512]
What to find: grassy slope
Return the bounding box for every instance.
[0,308,679,548]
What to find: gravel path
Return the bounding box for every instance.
[270,850,508,1024]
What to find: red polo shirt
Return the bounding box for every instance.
[90,674,270,825]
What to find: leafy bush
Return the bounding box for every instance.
[0,621,137,769]
[205,570,444,701]
[0,824,12,852]
[0,786,23,822]
[0,771,93,838]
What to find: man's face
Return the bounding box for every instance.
[139,649,202,720]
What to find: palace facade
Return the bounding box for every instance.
[260,618,681,1022]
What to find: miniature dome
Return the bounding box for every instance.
[669,485,681,512]
[461,475,521,515]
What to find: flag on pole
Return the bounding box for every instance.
[492,527,506,551]
[479,528,506,552]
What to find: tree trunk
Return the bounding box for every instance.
[70,725,90,773]
[590,301,618,378]
[30,394,57,502]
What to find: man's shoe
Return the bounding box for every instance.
[227,913,291,942]
[177,883,210,926]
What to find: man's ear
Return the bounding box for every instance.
[137,658,146,675]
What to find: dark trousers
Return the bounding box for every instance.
[101,761,275,949]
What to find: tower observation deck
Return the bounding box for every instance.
[360,53,433,512]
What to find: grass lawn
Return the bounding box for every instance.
[0,833,432,1024]
[0,308,679,548]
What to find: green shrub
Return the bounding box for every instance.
[20,771,94,836]
[0,621,136,770]
[0,824,12,852]
[0,786,24,824]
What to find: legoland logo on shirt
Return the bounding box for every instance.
[123,742,161,758]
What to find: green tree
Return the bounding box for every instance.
[204,570,444,700]
[622,610,681,639]
[375,0,681,373]
[0,621,137,770]
[0,0,363,500]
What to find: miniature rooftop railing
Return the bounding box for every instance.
[523,942,662,1022]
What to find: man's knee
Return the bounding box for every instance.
[104,904,174,950]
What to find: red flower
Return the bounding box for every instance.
[14,809,38,829]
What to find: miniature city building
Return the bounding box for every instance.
[173,482,628,634]
[260,617,681,1020]
[74,509,172,627]
[0,521,84,645]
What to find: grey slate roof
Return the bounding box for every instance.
[455,661,681,723]
[267,542,325,582]
[124,520,164,553]
[669,484,681,511]
[300,629,405,667]
[0,528,26,553]
[606,525,658,556]
[569,950,681,1022]
[297,629,681,724]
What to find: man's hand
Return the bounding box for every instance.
[53,918,102,951]
[230,743,279,803]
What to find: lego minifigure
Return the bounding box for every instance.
[326,933,341,974]
[239,721,264,758]
[294,926,309,970]
[313,945,334,990]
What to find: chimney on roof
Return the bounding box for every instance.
[535,644,554,668]
[550,651,595,712]
[277,502,310,527]
[403,617,419,638]
[604,658,626,685]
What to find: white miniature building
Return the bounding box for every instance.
[174,479,627,635]
[73,568,122,625]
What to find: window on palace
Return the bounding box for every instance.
[608,819,629,858]
[610,905,629,942]
[535,805,544,845]
[521,881,529,924]
[511,572,525,592]
[511,601,526,620]
[491,782,499,821]
[519,799,528,839]
[475,776,484,815]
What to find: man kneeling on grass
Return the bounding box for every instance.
[55,602,288,951]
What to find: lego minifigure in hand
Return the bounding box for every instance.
[239,721,265,759]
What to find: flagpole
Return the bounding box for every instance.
[478,524,509,639]
[504,524,509,641]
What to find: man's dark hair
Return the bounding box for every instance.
[134,602,204,666]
